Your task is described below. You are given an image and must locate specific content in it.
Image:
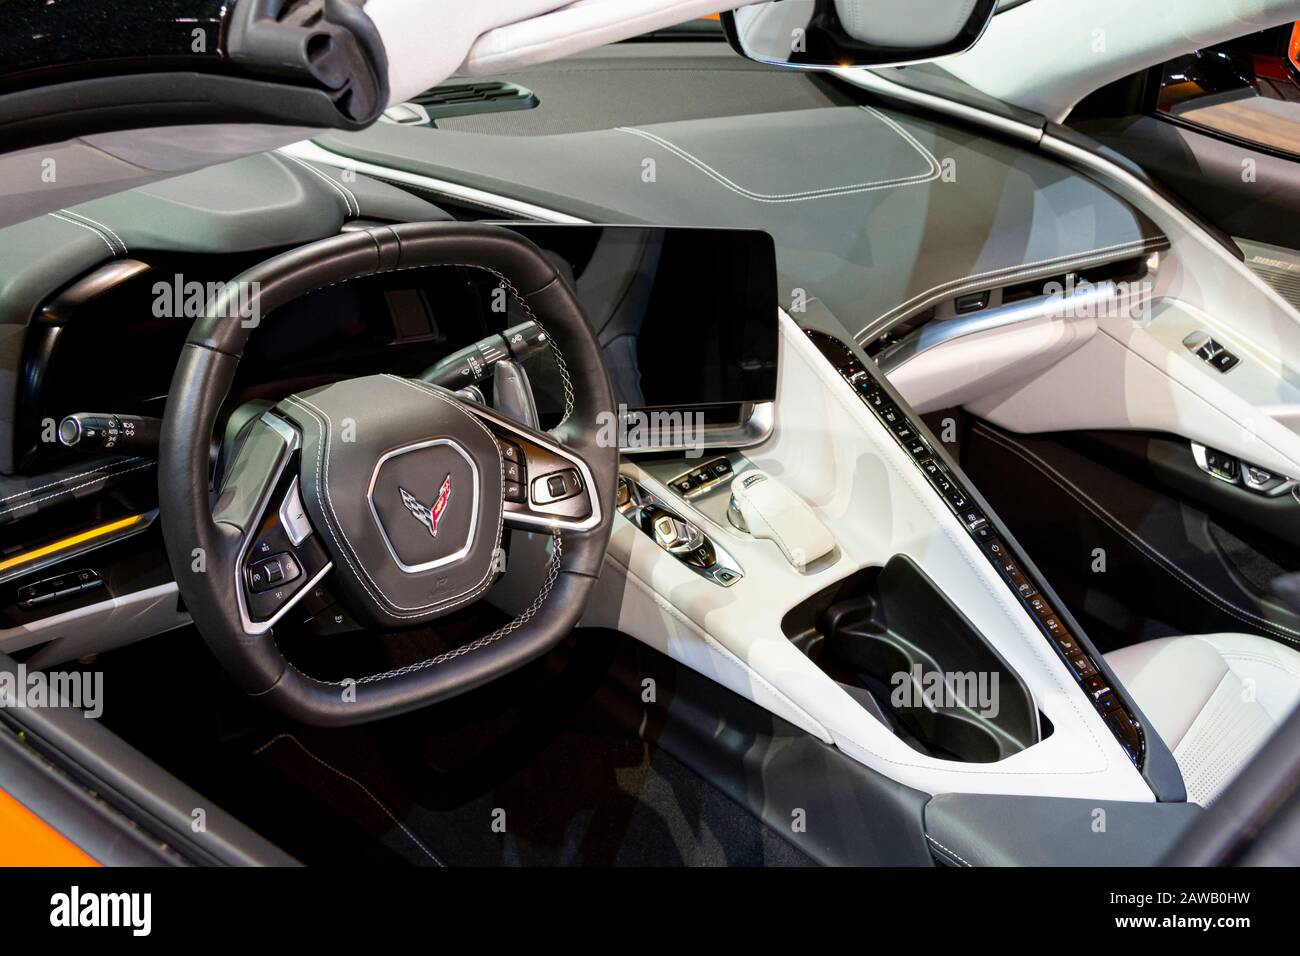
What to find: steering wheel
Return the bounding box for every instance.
[159,222,617,726]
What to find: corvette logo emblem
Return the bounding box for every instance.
[400,475,453,537]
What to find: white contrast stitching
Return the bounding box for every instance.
[614,106,941,202]
[975,424,1300,646]
[0,460,141,504]
[351,529,562,686]
[0,461,153,518]
[58,208,128,254]
[47,213,116,255]
[281,154,359,217]
[285,389,501,617]
[254,733,444,866]
[926,834,974,867]
[791,329,1111,774]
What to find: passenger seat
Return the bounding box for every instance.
[1105,633,1300,806]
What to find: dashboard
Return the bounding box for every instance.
[0,62,1289,810]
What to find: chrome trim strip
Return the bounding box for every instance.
[619,402,775,456]
[278,141,589,224]
[278,476,312,547]
[365,437,480,573]
[464,403,604,534]
[0,582,185,656]
[616,474,744,587]
[876,281,1118,374]
[1191,441,1297,497]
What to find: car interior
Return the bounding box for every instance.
[2,0,1300,869]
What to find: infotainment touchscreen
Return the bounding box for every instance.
[505,225,779,415]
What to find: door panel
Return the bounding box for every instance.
[957,418,1300,655]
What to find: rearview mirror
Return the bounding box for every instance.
[722,0,998,69]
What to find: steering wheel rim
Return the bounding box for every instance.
[159,221,617,726]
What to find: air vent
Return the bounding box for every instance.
[410,81,539,122]
[865,252,1154,359]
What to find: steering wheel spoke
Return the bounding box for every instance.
[162,222,616,724]
[213,411,333,634]
[456,400,603,535]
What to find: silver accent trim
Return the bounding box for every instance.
[668,456,736,501]
[278,476,312,547]
[366,438,480,573]
[234,413,333,636]
[1190,441,1237,486]
[619,402,775,456]
[876,281,1119,374]
[278,141,589,224]
[0,582,187,657]
[617,475,744,587]
[1191,441,1297,497]
[56,415,82,447]
[465,403,604,533]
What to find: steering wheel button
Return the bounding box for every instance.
[503,460,524,484]
[278,477,313,546]
[504,480,526,503]
[248,552,300,593]
[531,469,582,505]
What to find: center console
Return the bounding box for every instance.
[805,329,1146,764]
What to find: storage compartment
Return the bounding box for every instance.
[781,556,1042,763]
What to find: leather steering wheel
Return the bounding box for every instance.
[159,222,617,726]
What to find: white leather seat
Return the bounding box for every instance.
[1105,634,1300,806]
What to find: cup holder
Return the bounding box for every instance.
[782,556,1044,763]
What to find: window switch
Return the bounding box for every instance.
[1209,349,1240,373]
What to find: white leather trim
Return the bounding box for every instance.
[462,0,748,75]
[858,237,1162,340]
[1174,673,1275,806]
[365,0,567,105]
[589,311,1153,801]
[965,309,1300,492]
[728,471,836,567]
[888,306,1098,415]
[365,0,749,105]
[591,553,835,742]
[1106,633,1300,805]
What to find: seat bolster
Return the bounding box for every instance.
[1104,635,1228,750]
[1106,633,1300,806]
[1191,634,1300,725]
